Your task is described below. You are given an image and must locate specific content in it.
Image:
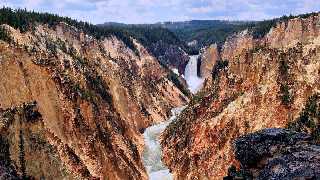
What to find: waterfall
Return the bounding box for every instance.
[142,106,186,180]
[184,55,204,93]
[142,54,203,179]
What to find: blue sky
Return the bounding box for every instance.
[0,0,319,24]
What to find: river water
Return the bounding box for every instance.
[142,55,204,179]
[142,106,186,180]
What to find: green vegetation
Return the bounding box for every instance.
[248,12,319,39]
[223,165,253,180]
[190,90,206,105]
[0,26,11,42]
[125,26,187,51]
[99,23,193,56]
[0,7,137,52]
[212,60,229,80]
[23,102,41,123]
[279,58,289,75]
[0,7,318,55]
[159,20,251,52]
[140,105,151,117]
[167,71,190,97]
[19,130,26,179]
[277,52,293,106]
[0,135,12,168]
[287,94,320,142]
[158,12,319,51]
[85,73,113,105]
[280,84,292,106]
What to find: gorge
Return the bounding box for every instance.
[162,13,320,179]
[142,54,204,180]
[0,7,319,180]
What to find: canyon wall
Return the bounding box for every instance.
[0,22,188,179]
[199,44,220,78]
[150,41,190,75]
[162,14,320,179]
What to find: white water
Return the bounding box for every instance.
[142,106,186,180]
[184,55,204,93]
[142,54,204,179]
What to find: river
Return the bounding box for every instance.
[142,55,204,179]
[142,106,186,180]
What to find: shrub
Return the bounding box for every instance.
[224,165,253,180]
[167,71,190,97]
[212,60,229,80]
[0,7,137,52]
[0,26,11,42]
[287,94,320,142]
[85,73,113,105]
[19,130,26,179]
[280,84,292,106]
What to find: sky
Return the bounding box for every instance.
[0,0,319,24]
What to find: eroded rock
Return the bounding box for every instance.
[230,128,320,179]
[162,13,320,180]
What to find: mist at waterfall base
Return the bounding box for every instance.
[184,55,204,93]
[142,107,185,180]
[142,55,204,179]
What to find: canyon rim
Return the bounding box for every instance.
[0,2,319,180]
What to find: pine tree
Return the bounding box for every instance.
[19,130,26,179]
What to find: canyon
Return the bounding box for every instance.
[0,8,319,180]
[162,13,320,179]
[0,21,188,179]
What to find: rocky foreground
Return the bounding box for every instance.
[162,13,320,179]
[226,128,320,179]
[0,22,188,179]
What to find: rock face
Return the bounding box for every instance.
[150,41,190,75]
[161,14,320,179]
[227,128,320,179]
[199,44,220,78]
[0,22,188,179]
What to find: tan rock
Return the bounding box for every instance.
[200,44,220,78]
[162,14,320,180]
[0,22,188,179]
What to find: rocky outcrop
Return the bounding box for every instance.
[221,30,255,61]
[162,14,320,179]
[225,128,320,179]
[266,15,320,48]
[0,22,188,179]
[150,41,190,75]
[199,44,220,78]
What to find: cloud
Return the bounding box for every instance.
[0,0,319,24]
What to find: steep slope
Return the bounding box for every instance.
[157,20,251,52]
[161,14,320,179]
[98,24,191,75]
[0,21,188,179]
[198,43,220,78]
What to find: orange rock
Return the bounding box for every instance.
[162,14,320,180]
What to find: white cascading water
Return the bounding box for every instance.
[142,54,203,179]
[184,55,204,93]
[142,106,186,180]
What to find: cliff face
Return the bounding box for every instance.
[199,44,220,78]
[161,14,320,179]
[150,41,190,75]
[0,22,188,179]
